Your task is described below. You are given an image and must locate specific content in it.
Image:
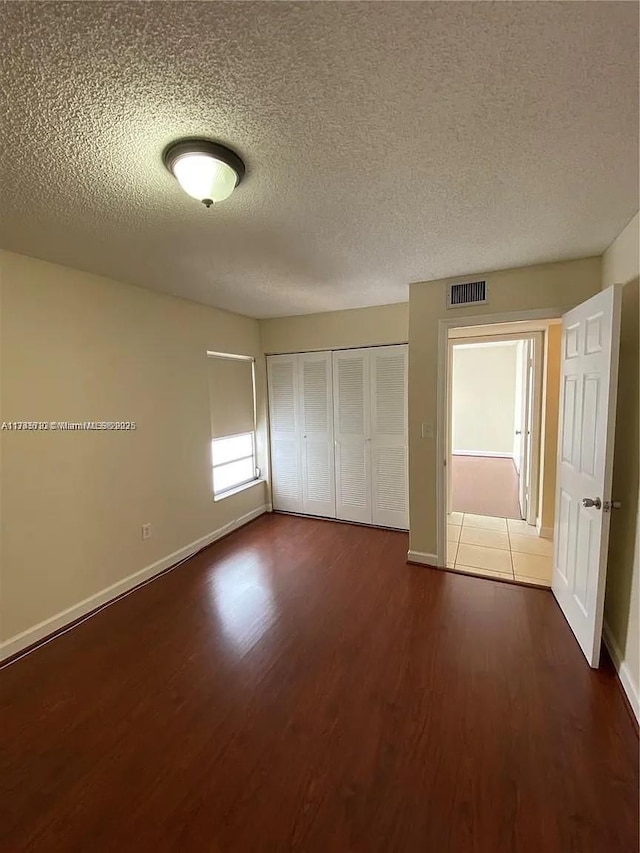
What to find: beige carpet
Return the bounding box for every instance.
[451,455,522,519]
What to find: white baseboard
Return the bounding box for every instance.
[407,550,439,567]
[602,620,639,722]
[452,450,514,459]
[0,504,270,664]
[536,524,554,540]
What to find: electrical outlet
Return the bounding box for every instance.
[421,422,434,439]
[141,523,152,540]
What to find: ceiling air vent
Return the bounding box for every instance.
[447,280,487,309]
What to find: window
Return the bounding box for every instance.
[207,352,259,499]
[212,432,257,496]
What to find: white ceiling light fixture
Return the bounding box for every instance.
[163,139,245,208]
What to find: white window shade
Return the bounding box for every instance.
[207,355,255,438]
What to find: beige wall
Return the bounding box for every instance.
[0,251,269,646]
[260,302,408,354]
[408,256,601,558]
[451,343,518,454]
[601,212,639,709]
[538,324,561,532]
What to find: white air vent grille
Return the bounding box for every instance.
[447,280,487,308]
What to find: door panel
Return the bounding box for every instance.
[518,339,531,519]
[372,445,408,527]
[300,352,335,518]
[267,355,302,512]
[370,345,409,529]
[552,285,622,667]
[333,349,371,523]
[335,442,370,518]
[513,340,525,477]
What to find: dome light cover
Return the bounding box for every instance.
[163,139,245,207]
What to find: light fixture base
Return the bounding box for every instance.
[162,138,245,186]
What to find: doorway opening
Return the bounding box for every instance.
[435,287,623,671]
[444,319,561,587]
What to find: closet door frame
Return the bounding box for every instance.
[268,344,409,530]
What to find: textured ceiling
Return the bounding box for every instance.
[1,2,638,318]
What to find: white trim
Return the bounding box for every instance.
[602,621,640,721]
[0,504,270,664]
[452,450,514,459]
[526,332,544,526]
[453,340,518,350]
[407,550,439,567]
[449,322,561,340]
[536,524,554,540]
[264,341,409,356]
[206,351,254,362]
[437,307,566,569]
[213,477,265,502]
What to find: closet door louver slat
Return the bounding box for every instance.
[370,345,409,529]
[300,352,336,517]
[267,355,302,512]
[333,349,372,524]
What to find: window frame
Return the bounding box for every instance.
[206,350,260,500]
[211,430,258,498]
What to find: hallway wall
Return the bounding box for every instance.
[451,342,518,455]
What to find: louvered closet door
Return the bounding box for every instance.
[267,354,302,512]
[370,345,409,529]
[333,349,372,524]
[300,352,336,518]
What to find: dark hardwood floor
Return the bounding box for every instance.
[1,513,638,852]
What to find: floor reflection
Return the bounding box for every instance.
[208,551,277,656]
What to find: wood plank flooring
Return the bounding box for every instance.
[1,513,637,852]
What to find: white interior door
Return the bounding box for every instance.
[300,351,336,518]
[512,340,525,478]
[446,342,454,515]
[333,348,372,524]
[552,285,622,667]
[518,339,532,520]
[525,332,544,527]
[267,354,302,512]
[370,345,409,529]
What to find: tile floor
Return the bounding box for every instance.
[446,513,553,587]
